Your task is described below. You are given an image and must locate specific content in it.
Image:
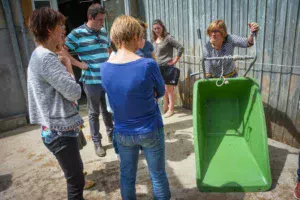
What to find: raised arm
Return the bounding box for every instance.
[247,22,259,46]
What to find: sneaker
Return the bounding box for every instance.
[94,141,106,157]
[84,180,95,190]
[295,182,300,199]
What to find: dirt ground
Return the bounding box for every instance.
[0,106,299,200]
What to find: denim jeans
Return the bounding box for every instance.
[43,137,85,200]
[115,128,171,200]
[83,83,113,144]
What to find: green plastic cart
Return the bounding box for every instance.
[191,29,272,192]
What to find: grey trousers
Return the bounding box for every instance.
[83,83,113,144]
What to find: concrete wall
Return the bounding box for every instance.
[0,1,29,132]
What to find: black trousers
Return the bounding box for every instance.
[44,137,85,200]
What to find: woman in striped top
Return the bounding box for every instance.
[204,20,259,78]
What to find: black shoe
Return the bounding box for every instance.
[94,141,106,157]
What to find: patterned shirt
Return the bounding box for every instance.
[65,25,110,84]
[41,126,80,144]
[203,34,248,78]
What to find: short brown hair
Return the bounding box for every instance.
[87,3,106,19]
[137,19,148,30]
[29,7,65,43]
[206,20,228,38]
[110,15,143,49]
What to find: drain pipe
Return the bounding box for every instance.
[124,0,130,15]
[1,0,28,104]
[15,0,30,63]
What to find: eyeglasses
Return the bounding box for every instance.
[210,30,221,34]
[59,25,66,30]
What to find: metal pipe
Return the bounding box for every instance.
[15,0,30,63]
[190,72,202,77]
[1,0,27,104]
[244,34,257,77]
[204,55,255,61]
[197,28,206,79]
[124,0,130,15]
[101,0,109,32]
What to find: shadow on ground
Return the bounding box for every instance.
[0,125,39,139]
[269,144,298,190]
[0,174,12,192]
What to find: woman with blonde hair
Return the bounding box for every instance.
[101,15,171,200]
[204,19,259,78]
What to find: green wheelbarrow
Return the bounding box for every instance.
[191,29,272,192]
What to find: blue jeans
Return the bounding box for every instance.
[115,128,171,200]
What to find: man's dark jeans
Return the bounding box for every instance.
[298,154,300,182]
[44,137,85,200]
[83,83,113,144]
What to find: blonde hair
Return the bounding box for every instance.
[206,20,228,38]
[110,15,143,49]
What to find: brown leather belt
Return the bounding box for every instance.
[212,68,237,78]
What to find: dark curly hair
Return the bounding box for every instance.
[29,7,65,43]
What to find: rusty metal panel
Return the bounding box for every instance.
[268,0,288,141]
[280,1,298,144]
[255,0,267,87]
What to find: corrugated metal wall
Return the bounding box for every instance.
[138,0,300,147]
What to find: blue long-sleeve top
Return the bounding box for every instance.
[101,58,165,135]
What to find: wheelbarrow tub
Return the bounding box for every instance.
[193,77,271,192]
